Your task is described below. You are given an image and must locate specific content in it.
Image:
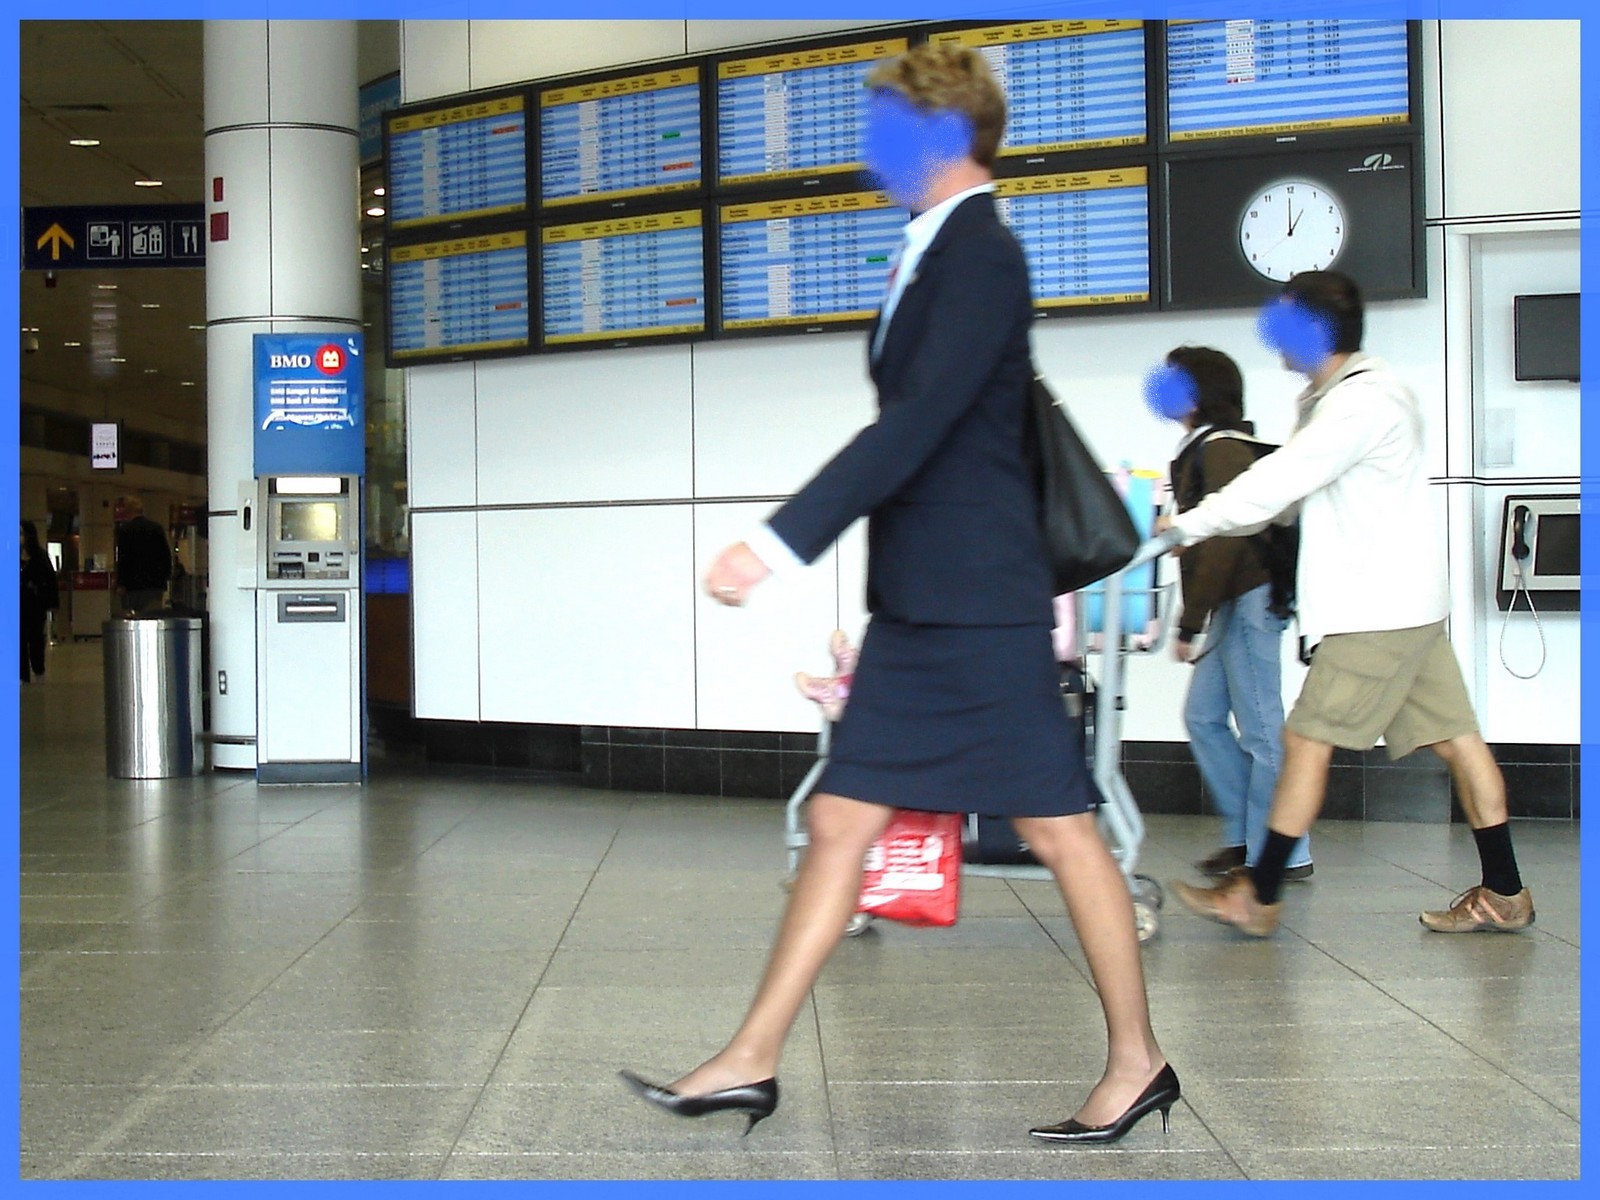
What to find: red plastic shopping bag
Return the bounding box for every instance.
[856,809,962,927]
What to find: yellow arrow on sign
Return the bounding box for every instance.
[36,223,75,260]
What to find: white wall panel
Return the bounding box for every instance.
[400,21,469,100]
[406,362,477,510]
[475,347,694,507]
[1468,229,1581,478]
[476,506,696,728]
[469,20,686,86]
[1438,22,1580,219]
[694,503,844,733]
[411,510,481,721]
[691,335,877,498]
[686,21,886,53]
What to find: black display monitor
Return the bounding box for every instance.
[1513,293,1580,383]
[924,20,1151,167]
[539,208,708,350]
[1163,19,1417,146]
[995,166,1154,315]
[384,87,532,234]
[716,188,909,337]
[711,30,912,192]
[536,60,705,215]
[385,228,532,366]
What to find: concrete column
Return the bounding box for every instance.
[203,21,360,769]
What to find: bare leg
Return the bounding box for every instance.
[669,792,893,1096]
[1013,812,1165,1126]
[1263,727,1335,838]
[1430,732,1508,829]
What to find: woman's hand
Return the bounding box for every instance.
[704,542,771,606]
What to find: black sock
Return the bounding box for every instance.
[1250,829,1299,905]
[1473,822,1523,896]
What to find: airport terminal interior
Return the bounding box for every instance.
[19,641,1580,1181]
[16,17,1583,1184]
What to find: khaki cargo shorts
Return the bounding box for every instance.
[1286,621,1480,759]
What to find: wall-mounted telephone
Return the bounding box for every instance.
[1496,494,1580,680]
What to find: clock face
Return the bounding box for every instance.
[1238,179,1346,281]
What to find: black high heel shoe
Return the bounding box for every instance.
[619,1070,780,1136]
[1028,1063,1180,1145]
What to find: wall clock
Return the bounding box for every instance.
[1162,140,1423,309]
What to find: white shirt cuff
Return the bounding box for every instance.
[744,523,804,576]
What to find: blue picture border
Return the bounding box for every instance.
[4,2,1592,1196]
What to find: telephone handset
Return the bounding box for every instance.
[1510,505,1531,562]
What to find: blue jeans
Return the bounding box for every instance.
[1183,584,1311,869]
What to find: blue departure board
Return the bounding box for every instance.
[539,66,703,209]
[541,210,706,347]
[996,167,1151,309]
[718,191,909,333]
[387,230,531,363]
[1166,19,1411,143]
[386,93,529,231]
[929,21,1147,156]
[716,36,909,188]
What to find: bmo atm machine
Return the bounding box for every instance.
[252,333,365,783]
[256,476,363,781]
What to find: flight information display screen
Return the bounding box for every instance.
[716,36,909,188]
[929,21,1148,156]
[1166,19,1411,142]
[387,230,531,363]
[718,190,908,333]
[540,210,706,347]
[386,93,529,231]
[539,65,703,209]
[996,167,1151,309]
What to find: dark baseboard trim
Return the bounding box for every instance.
[372,714,1582,822]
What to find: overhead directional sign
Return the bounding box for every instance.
[22,203,206,270]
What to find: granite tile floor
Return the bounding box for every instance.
[17,640,1581,1181]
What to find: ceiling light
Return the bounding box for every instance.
[143,368,159,375]
[96,283,117,291]
[134,179,164,187]
[69,137,101,147]
[180,380,197,387]
[109,356,127,363]
[140,303,161,309]
[365,206,386,217]
[188,324,205,331]
[63,340,82,348]
[373,187,386,196]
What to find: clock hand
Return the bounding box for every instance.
[1286,198,1295,236]
[1288,206,1304,237]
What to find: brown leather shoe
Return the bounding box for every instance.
[1172,868,1282,938]
[1194,845,1247,876]
[1419,886,1535,933]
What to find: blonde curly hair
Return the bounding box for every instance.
[864,42,1007,167]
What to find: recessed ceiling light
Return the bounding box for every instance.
[140,303,161,309]
[109,357,127,363]
[63,340,83,348]
[373,186,386,197]
[96,283,118,290]
[188,324,205,331]
[180,380,197,387]
[133,179,163,188]
[365,206,386,217]
[69,137,101,147]
[143,368,158,374]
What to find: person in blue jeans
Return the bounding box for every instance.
[1152,346,1312,881]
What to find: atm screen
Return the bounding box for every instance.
[280,501,342,543]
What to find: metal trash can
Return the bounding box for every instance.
[103,615,206,778]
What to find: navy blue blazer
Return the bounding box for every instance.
[767,192,1054,627]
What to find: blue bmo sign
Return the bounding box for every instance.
[253,333,365,477]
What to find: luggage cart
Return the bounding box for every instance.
[783,544,1175,942]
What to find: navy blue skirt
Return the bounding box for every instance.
[816,618,1100,818]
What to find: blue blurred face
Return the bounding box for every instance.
[1257,296,1337,374]
[1143,363,1199,424]
[862,91,974,211]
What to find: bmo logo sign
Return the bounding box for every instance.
[267,344,346,374]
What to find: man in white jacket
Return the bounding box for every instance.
[1154,270,1534,938]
